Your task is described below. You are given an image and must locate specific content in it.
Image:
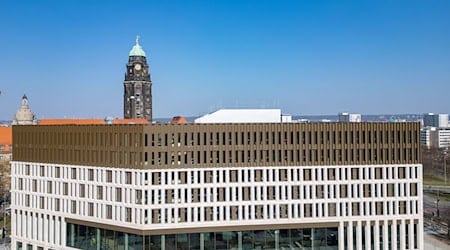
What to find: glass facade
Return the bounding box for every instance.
[67,223,338,250]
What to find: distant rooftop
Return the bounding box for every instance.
[38,118,149,125]
[194,109,290,124]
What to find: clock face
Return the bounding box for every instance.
[134,64,142,71]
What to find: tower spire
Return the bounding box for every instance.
[136,35,140,45]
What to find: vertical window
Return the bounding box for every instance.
[126,207,132,222]
[88,202,94,216]
[71,200,76,214]
[47,181,52,194]
[80,184,85,198]
[40,165,45,176]
[55,198,60,211]
[97,186,103,200]
[71,168,77,179]
[126,172,132,184]
[106,205,112,219]
[116,187,122,202]
[88,169,94,181]
[63,183,69,195]
[106,170,113,182]
[55,167,60,178]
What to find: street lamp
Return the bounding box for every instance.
[436,189,440,217]
[444,148,448,185]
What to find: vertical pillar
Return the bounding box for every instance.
[347,222,353,250]
[238,231,243,250]
[365,222,371,250]
[70,223,75,247]
[275,230,280,249]
[125,233,129,250]
[161,235,166,250]
[399,220,405,250]
[392,220,397,250]
[339,221,345,250]
[418,219,424,250]
[356,221,362,250]
[96,228,101,250]
[409,219,414,250]
[383,221,389,250]
[374,220,379,250]
[200,232,204,250]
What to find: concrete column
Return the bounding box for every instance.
[238,231,243,249]
[374,220,379,250]
[347,222,353,250]
[339,221,345,250]
[383,221,389,250]
[356,221,362,250]
[409,219,414,250]
[400,220,405,250]
[200,233,204,250]
[418,218,424,250]
[365,221,371,250]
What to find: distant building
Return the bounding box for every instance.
[338,112,361,123]
[423,113,448,128]
[124,36,153,122]
[12,95,37,125]
[0,126,12,160]
[420,127,450,149]
[0,126,11,198]
[195,109,291,123]
[170,116,188,124]
[38,118,149,125]
[420,127,437,148]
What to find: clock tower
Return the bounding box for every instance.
[123,36,152,122]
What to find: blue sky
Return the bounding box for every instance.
[0,0,449,119]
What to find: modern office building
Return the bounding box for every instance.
[338,113,361,123]
[420,127,450,149]
[11,121,423,250]
[423,113,448,128]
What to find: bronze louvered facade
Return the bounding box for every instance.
[12,122,421,169]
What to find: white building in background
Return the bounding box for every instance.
[421,127,436,148]
[194,109,292,123]
[420,127,450,149]
[338,113,361,123]
[423,113,448,128]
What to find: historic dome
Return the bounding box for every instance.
[129,36,146,57]
[12,95,37,125]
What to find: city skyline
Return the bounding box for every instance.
[1,0,449,119]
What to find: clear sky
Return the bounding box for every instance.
[1,0,449,119]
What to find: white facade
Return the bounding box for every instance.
[421,127,450,149]
[338,113,361,123]
[437,128,450,149]
[195,109,283,123]
[11,161,423,250]
[423,113,449,128]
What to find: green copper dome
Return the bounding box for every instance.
[129,36,146,57]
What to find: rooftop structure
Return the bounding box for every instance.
[194,109,288,124]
